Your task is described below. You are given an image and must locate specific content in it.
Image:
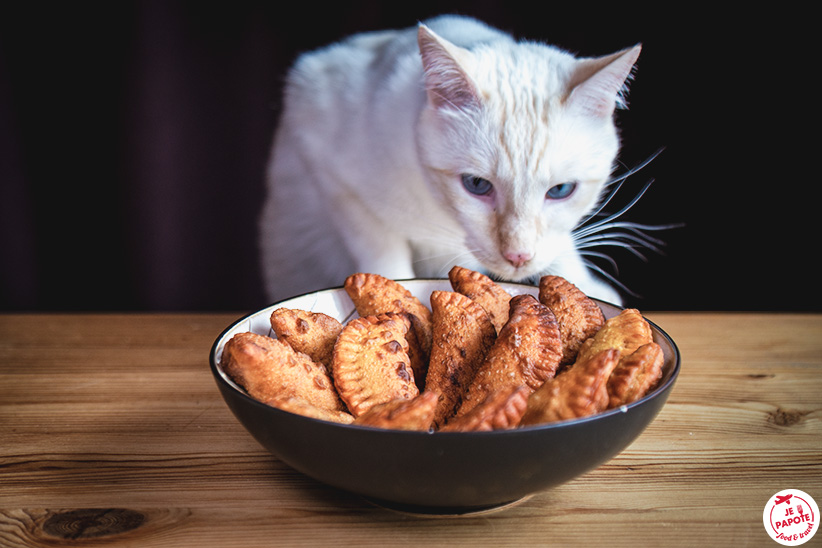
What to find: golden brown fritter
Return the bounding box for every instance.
[221,332,345,412]
[344,273,432,385]
[223,266,665,430]
[538,275,605,365]
[440,386,529,432]
[269,308,343,368]
[425,290,497,427]
[456,294,563,417]
[264,395,355,424]
[352,391,438,431]
[575,308,654,365]
[331,313,419,417]
[607,342,664,408]
[448,265,512,333]
[520,348,621,425]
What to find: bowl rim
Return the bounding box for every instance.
[209,278,681,436]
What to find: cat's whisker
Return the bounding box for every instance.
[580,178,655,234]
[567,149,682,298]
[576,152,682,247]
[577,249,620,271]
[610,148,664,186]
[578,238,653,262]
[581,148,664,224]
[575,225,670,256]
[581,258,643,299]
[560,242,640,298]
[574,220,673,242]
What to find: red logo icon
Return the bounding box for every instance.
[764,489,819,546]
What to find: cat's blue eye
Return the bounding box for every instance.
[461,174,494,196]
[546,182,577,200]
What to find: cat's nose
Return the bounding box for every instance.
[503,251,533,268]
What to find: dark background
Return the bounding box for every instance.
[1,2,816,312]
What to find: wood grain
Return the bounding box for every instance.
[1,312,820,547]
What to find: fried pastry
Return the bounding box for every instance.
[448,265,512,333]
[221,332,345,413]
[352,391,438,431]
[575,308,653,365]
[456,294,562,417]
[269,308,343,368]
[425,290,497,427]
[520,348,621,425]
[538,275,605,365]
[331,313,419,417]
[440,386,529,432]
[264,395,355,424]
[607,342,664,408]
[344,272,433,385]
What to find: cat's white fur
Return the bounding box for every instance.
[259,15,640,303]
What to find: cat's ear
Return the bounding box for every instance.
[566,44,642,118]
[417,24,481,111]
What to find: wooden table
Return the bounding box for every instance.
[1,312,820,547]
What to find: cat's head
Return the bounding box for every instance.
[415,23,641,283]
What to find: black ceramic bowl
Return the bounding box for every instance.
[210,280,680,515]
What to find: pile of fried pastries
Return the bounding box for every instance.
[220,266,664,432]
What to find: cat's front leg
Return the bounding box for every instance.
[330,201,416,280]
[350,239,416,280]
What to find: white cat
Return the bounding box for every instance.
[259,15,643,304]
